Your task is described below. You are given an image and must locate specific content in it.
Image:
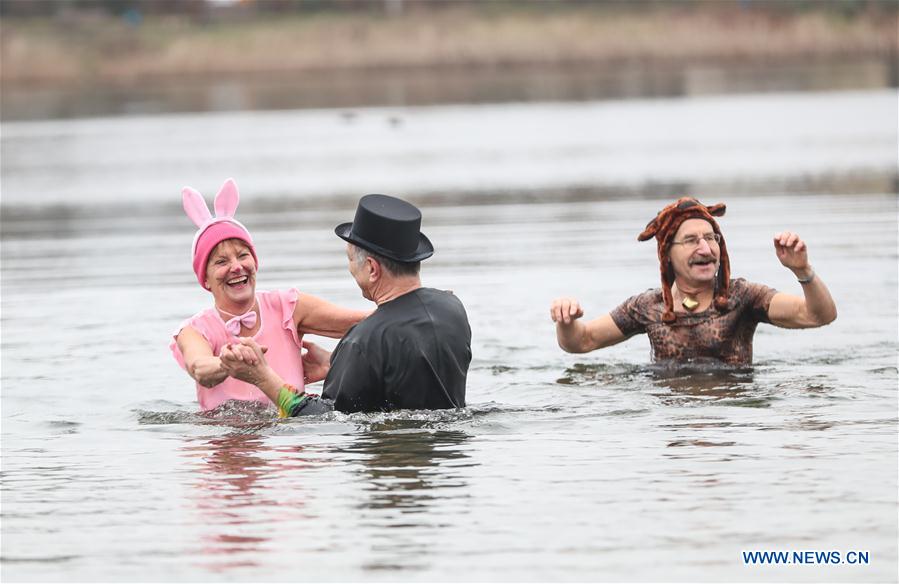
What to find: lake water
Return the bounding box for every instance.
[1,82,897,581]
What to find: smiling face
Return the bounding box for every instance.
[668,218,720,288]
[205,239,257,308]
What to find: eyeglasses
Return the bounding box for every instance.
[671,233,721,248]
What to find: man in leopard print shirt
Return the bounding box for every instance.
[550,197,837,365]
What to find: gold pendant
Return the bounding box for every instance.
[682,296,700,311]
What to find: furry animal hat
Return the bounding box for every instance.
[638,197,731,323]
[182,178,258,290]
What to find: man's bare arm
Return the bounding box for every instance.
[767,232,837,329]
[550,297,627,353]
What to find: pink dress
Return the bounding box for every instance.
[170,289,305,411]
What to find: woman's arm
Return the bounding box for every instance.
[176,326,228,388]
[301,340,332,383]
[293,292,370,338]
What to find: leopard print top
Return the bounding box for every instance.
[609,278,777,365]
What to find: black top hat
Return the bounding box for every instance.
[335,194,434,263]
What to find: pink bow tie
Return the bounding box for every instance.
[224,311,257,336]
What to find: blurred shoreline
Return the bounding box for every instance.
[3,3,897,87]
[2,3,896,214]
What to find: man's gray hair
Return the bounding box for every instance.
[351,244,421,277]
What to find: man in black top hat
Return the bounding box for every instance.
[219,194,472,415]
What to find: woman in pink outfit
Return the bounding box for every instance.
[170,178,367,411]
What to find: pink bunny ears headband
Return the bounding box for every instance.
[182,178,258,290]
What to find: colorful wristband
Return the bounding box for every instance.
[276,384,306,418]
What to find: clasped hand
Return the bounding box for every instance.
[220,337,333,385]
[219,338,270,386]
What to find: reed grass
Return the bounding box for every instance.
[2,4,896,86]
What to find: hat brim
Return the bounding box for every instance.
[335,222,434,263]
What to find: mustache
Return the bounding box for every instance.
[688,255,718,266]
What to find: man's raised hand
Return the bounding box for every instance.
[550,297,585,325]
